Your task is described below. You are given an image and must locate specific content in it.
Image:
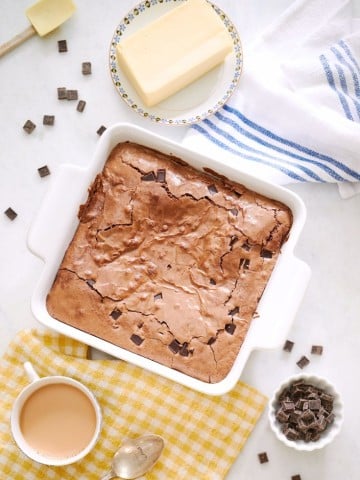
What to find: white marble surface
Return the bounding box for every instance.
[1,0,360,478]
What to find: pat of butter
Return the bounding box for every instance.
[26,0,76,37]
[116,0,233,107]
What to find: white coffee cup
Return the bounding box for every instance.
[11,362,102,466]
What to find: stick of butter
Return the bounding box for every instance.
[116,0,233,107]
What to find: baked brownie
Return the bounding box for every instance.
[47,142,292,383]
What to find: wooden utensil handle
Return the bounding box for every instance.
[0,25,36,58]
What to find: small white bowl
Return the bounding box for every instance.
[268,373,344,451]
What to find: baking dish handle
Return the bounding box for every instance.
[248,254,311,349]
[27,164,89,262]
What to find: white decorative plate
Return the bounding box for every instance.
[109,0,243,126]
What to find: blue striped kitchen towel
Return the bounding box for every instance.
[183,0,360,198]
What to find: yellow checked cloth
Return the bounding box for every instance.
[0,329,267,479]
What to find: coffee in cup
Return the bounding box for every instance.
[11,362,102,466]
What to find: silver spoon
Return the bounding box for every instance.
[100,434,165,480]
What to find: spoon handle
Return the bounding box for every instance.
[100,470,116,480]
[0,25,36,58]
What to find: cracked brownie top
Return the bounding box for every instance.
[46,142,292,383]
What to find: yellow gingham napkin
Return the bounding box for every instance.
[0,329,267,479]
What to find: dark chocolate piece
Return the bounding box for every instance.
[230,208,238,216]
[110,309,122,320]
[209,278,216,285]
[67,89,78,101]
[179,343,190,357]
[57,87,67,100]
[154,293,163,301]
[207,184,218,195]
[4,207,17,220]
[240,258,250,269]
[296,355,310,369]
[43,115,55,126]
[130,334,144,345]
[38,165,50,178]
[242,241,251,251]
[228,306,239,316]
[260,248,273,258]
[82,62,92,75]
[77,100,86,112]
[23,119,36,134]
[207,336,216,345]
[283,339,294,352]
[229,235,238,247]
[225,323,236,335]
[291,476,302,480]
[97,125,107,136]
[58,39,68,52]
[169,339,181,354]
[141,171,156,182]
[156,168,166,183]
[257,452,268,464]
[311,345,323,355]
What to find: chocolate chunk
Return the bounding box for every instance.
[38,165,50,178]
[141,171,156,181]
[296,355,310,369]
[230,208,238,216]
[209,278,216,285]
[239,258,250,269]
[130,334,144,346]
[57,87,67,100]
[257,452,268,464]
[207,336,216,345]
[242,241,251,251]
[309,399,321,410]
[291,476,302,480]
[169,339,181,354]
[58,40,68,52]
[276,409,290,423]
[77,100,86,112]
[110,309,122,320]
[154,293,163,301]
[229,235,238,247]
[311,345,323,355]
[67,89,78,101]
[82,62,92,75]
[260,248,273,258]
[283,339,294,352]
[43,115,55,126]
[179,343,190,357]
[23,119,36,134]
[97,125,107,136]
[283,427,300,440]
[4,207,17,220]
[225,323,236,335]
[207,184,218,195]
[156,169,166,183]
[282,401,295,413]
[228,306,239,316]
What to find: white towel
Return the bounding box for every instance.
[183,0,360,198]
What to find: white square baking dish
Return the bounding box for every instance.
[28,123,311,395]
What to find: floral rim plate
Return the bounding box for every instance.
[109,0,243,126]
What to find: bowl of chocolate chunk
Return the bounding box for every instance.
[268,374,344,451]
